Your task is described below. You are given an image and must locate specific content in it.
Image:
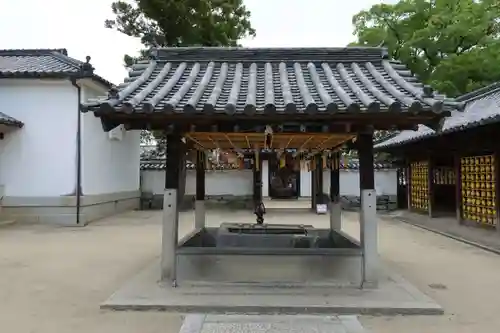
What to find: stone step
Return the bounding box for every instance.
[0,219,16,227]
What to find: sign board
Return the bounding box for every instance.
[316,204,327,214]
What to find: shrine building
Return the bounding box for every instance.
[84,47,461,289]
[376,82,500,233]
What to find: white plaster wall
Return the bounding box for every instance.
[141,170,164,195]
[300,168,312,197]
[262,160,269,197]
[186,170,253,196]
[141,170,253,196]
[322,170,398,196]
[0,79,77,197]
[141,167,397,197]
[297,168,397,197]
[81,84,141,195]
[141,168,397,198]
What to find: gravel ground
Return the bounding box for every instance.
[0,210,499,333]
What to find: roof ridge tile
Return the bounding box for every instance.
[375,86,500,149]
[0,48,114,88]
[0,48,68,56]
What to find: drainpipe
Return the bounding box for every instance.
[70,78,82,225]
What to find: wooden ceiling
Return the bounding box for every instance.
[185,132,355,151]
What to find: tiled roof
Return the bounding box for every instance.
[141,160,196,170]
[0,111,23,127]
[86,47,461,115]
[140,159,394,171]
[375,82,500,149]
[0,49,113,87]
[341,162,394,170]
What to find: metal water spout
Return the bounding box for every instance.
[254,201,266,225]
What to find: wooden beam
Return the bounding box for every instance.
[294,136,313,156]
[206,135,220,150]
[184,134,206,150]
[186,132,356,151]
[223,133,244,155]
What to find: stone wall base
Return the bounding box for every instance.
[145,194,253,211]
[339,194,398,211]
[142,193,397,212]
[1,190,140,226]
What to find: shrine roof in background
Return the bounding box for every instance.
[375,82,500,150]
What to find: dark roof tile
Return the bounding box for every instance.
[87,47,461,115]
[375,84,500,149]
[0,111,23,127]
[0,49,113,87]
[139,159,394,171]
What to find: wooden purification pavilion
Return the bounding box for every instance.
[84,47,460,288]
[376,82,500,231]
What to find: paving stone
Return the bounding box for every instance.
[180,314,369,333]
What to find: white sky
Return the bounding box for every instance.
[1,0,394,85]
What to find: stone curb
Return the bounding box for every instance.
[391,216,500,256]
[0,219,16,227]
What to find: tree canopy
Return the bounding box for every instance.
[105,0,256,66]
[351,0,500,97]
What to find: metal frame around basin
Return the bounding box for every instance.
[174,227,363,288]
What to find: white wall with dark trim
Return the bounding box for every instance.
[0,79,77,196]
[301,169,398,197]
[81,83,141,196]
[140,166,398,198]
[0,78,141,225]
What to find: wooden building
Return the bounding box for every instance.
[376,82,500,231]
[83,47,459,289]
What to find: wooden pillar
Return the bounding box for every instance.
[330,152,341,231]
[311,162,317,210]
[357,132,378,287]
[195,150,206,229]
[396,168,402,209]
[316,154,324,206]
[268,152,276,198]
[428,156,434,218]
[252,152,263,205]
[161,133,182,285]
[406,160,412,211]
[177,142,187,206]
[454,154,462,224]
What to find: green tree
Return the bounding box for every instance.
[105,0,256,66]
[351,0,500,97]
